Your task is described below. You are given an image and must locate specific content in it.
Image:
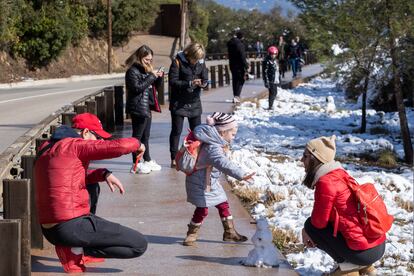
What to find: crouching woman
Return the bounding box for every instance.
[301,135,386,276]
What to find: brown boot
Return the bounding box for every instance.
[221,217,248,242]
[183,223,201,246]
[359,265,376,275]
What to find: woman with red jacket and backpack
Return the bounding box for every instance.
[301,135,386,276]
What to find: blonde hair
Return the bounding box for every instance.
[183,43,205,61]
[125,45,153,72]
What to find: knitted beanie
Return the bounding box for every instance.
[306,135,336,163]
[206,112,237,131]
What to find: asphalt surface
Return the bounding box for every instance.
[0,77,125,153]
[30,64,323,275]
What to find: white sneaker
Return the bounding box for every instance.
[233,96,240,103]
[130,164,137,174]
[145,160,162,171]
[136,162,151,174]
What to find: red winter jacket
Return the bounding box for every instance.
[311,168,386,250]
[35,133,140,224]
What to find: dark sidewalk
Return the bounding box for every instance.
[31,64,323,275]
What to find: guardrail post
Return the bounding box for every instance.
[114,86,124,126]
[210,66,216,89]
[95,95,106,128]
[218,65,224,87]
[256,61,261,78]
[62,112,76,126]
[0,219,21,276]
[21,155,43,249]
[224,65,230,85]
[3,179,31,276]
[35,138,48,152]
[250,61,255,76]
[86,100,97,115]
[104,88,115,132]
[156,75,166,105]
[74,105,87,114]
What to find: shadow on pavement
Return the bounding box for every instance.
[176,255,244,266]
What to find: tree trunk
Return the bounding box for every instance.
[360,75,369,133]
[390,41,414,165]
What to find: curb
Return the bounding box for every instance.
[0,73,125,89]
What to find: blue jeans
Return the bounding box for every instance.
[290,58,297,77]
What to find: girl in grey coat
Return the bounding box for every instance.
[183,112,255,246]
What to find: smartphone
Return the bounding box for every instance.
[157,66,165,73]
[202,80,211,87]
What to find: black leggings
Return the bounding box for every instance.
[268,83,278,109]
[169,113,201,160]
[42,214,148,259]
[131,114,152,162]
[304,218,385,265]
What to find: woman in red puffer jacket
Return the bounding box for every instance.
[301,135,386,276]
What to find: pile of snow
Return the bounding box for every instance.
[230,77,413,275]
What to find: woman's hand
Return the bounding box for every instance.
[192,79,202,87]
[152,70,163,78]
[302,228,316,248]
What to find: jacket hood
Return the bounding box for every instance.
[193,124,227,146]
[51,125,80,142]
[177,51,205,65]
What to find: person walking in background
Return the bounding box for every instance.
[278,35,287,79]
[35,113,148,273]
[300,136,386,276]
[295,36,306,72]
[288,39,300,78]
[125,45,163,174]
[227,31,249,104]
[255,41,262,58]
[262,46,280,110]
[182,112,255,246]
[168,42,208,168]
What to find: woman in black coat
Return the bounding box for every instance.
[168,42,208,167]
[125,45,163,174]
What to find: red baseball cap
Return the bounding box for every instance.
[72,113,112,139]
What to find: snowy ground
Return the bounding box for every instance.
[228,77,414,275]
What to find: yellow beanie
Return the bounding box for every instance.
[306,135,336,163]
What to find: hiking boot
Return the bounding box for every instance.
[145,160,162,171]
[221,216,248,242]
[359,265,376,275]
[55,246,86,273]
[82,255,105,264]
[183,223,201,246]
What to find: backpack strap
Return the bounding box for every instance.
[34,141,55,163]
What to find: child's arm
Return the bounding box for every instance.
[206,144,246,180]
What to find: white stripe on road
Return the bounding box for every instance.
[0,85,109,105]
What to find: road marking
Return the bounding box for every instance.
[0,85,110,105]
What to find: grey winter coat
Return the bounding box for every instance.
[185,125,247,207]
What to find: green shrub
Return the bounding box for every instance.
[112,0,160,46]
[12,1,90,67]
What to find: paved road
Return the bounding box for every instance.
[0,77,124,153]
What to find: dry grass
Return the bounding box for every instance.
[271,227,300,253]
[395,196,414,212]
[264,189,286,207]
[233,187,262,205]
[408,263,414,273]
[337,149,400,169]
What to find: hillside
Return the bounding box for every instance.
[0,34,178,84]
